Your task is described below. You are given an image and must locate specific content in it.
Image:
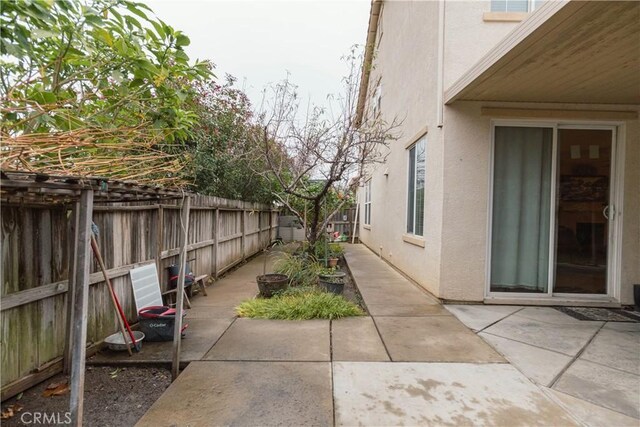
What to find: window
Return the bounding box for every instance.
[364,179,372,226]
[407,136,426,236]
[372,84,382,118]
[491,0,543,12]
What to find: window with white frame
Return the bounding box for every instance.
[407,136,425,236]
[364,179,372,226]
[491,0,543,12]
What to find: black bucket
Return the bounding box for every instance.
[318,279,345,295]
[168,264,195,289]
[138,306,187,341]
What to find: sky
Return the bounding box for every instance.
[145,0,371,110]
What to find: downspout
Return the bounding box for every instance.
[436,0,446,128]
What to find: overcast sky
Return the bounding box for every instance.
[145,0,371,110]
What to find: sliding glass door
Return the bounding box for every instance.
[490,126,553,293]
[554,129,612,294]
[490,124,615,296]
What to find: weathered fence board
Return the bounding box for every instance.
[1,196,276,398]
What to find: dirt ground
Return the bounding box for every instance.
[339,260,367,313]
[1,366,170,427]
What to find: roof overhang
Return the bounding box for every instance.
[355,0,383,127]
[445,0,640,105]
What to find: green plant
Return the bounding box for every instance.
[235,288,363,320]
[329,243,344,257]
[317,266,338,276]
[273,252,322,287]
[1,0,211,183]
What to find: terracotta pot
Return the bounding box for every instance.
[328,258,338,268]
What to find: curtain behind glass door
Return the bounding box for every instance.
[491,126,553,293]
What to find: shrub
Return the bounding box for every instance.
[329,243,344,257]
[273,252,322,287]
[236,288,364,320]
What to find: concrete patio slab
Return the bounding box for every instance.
[374,316,505,362]
[357,285,436,307]
[479,332,572,386]
[185,305,237,319]
[482,313,603,356]
[89,317,233,365]
[136,361,333,427]
[516,307,589,325]
[542,387,640,427]
[580,326,640,375]
[446,304,523,331]
[333,362,578,426]
[331,317,389,361]
[204,318,330,361]
[554,359,640,419]
[603,321,640,332]
[366,303,450,317]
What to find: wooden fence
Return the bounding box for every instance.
[0,195,277,399]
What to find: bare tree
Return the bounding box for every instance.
[252,48,400,251]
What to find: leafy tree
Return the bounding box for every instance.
[185,72,279,203]
[1,0,211,184]
[251,50,400,251]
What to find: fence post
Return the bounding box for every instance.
[63,201,79,375]
[69,189,94,427]
[213,208,219,279]
[241,209,246,261]
[172,195,191,380]
[156,205,164,280]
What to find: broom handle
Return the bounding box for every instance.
[90,236,135,355]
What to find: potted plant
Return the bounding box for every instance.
[318,267,346,295]
[327,243,344,268]
[257,241,289,297]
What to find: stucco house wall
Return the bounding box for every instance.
[359,0,521,297]
[358,0,443,296]
[439,103,640,305]
[358,0,639,305]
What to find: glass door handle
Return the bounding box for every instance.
[603,205,614,220]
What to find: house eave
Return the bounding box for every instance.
[445,0,640,106]
[355,0,383,128]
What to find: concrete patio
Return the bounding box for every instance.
[446,304,640,422]
[135,244,640,426]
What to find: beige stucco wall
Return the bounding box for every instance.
[358,0,443,296]
[620,118,640,305]
[359,0,521,298]
[439,102,640,304]
[443,1,521,88]
[358,0,639,305]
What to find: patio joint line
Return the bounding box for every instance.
[329,319,336,427]
[548,321,607,388]
[573,355,640,377]
[479,330,578,358]
[545,387,640,422]
[199,316,238,359]
[475,307,527,334]
[369,315,393,362]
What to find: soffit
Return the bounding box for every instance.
[445,1,640,105]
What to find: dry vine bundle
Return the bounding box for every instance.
[0,127,189,186]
